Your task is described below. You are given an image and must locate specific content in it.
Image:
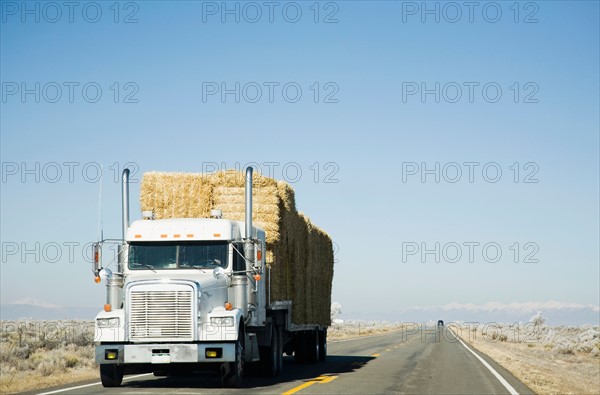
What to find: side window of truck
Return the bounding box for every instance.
[233,243,246,272]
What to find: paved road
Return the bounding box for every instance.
[34,327,533,395]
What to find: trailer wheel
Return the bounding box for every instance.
[275,326,283,375]
[319,329,327,362]
[294,332,307,364]
[306,330,320,364]
[100,364,124,387]
[223,331,244,388]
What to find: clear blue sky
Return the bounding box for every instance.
[1,1,598,322]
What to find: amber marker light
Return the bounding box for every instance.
[104,304,112,312]
[225,302,233,311]
[254,274,261,281]
[94,276,101,283]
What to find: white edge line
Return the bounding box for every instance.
[37,373,153,395]
[449,328,519,395]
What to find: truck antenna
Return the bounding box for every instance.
[97,164,104,243]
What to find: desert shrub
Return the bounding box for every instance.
[577,344,593,353]
[530,312,546,327]
[556,342,575,355]
[0,344,14,363]
[64,354,79,368]
[37,360,57,376]
[543,329,557,345]
[13,345,31,360]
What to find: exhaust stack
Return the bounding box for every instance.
[245,167,253,239]
[106,168,129,310]
[231,167,255,319]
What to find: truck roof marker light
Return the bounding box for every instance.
[187,234,194,238]
[254,274,261,281]
[225,302,233,311]
[160,234,168,238]
[104,304,111,312]
[94,276,101,283]
[134,234,142,238]
[173,234,181,238]
[213,233,221,237]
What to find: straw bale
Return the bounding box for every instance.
[276,181,296,212]
[140,172,213,219]
[212,186,280,205]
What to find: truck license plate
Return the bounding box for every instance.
[151,353,171,364]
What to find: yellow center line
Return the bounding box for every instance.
[282,375,339,395]
[319,376,338,384]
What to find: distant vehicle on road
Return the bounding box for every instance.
[437,320,444,327]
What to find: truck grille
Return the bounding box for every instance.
[129,289,194,341]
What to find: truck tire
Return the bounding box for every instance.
[259,326,279,377]
[306,330,320,363]
[223,333,244,388]
[275,326,283,375]
[294,332,307,364]
[319,329,327,362]
[100,364,124,387]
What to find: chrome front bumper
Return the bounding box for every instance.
[96,343,235,364]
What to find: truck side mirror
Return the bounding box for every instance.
[93,242,102,275]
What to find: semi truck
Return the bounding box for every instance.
[93,167,332,387]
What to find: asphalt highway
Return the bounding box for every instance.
[34,326,533,395]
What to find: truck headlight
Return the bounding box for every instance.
[210,317,234,327]
[97,317,120,328]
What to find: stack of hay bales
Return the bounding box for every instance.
[140,170,334,326]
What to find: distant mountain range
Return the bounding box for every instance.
[1,298,98,320]
[344,301,600,326]
[2,298,598,326]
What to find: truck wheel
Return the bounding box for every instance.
[319,329,327,362]
[294,332,306,364]
[259,326,279,377]
[100,364,124,387]
[306,330,320,364]
[223,336,244,388]
[275,326,283,375]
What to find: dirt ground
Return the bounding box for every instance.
[451,325,600,395]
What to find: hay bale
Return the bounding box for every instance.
[140,172,213,219]
[211,184,282,244]
[139,170,333,326]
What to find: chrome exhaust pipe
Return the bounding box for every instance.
[245,167,253,239]
[234,167,255,318]
[107,168,129,308]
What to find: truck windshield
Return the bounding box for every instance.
[128,241,228,270]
